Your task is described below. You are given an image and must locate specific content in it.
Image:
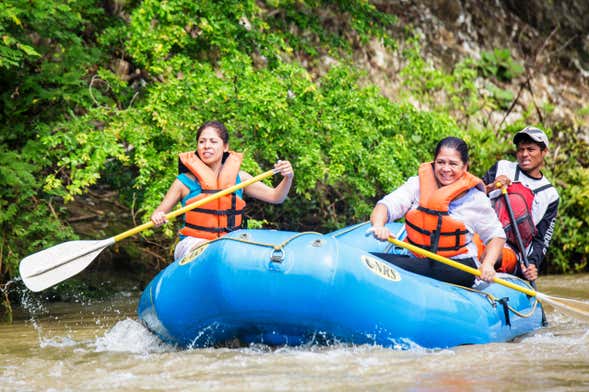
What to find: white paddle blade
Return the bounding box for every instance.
[19,239,114,292]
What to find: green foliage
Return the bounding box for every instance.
[551,168,589,272]
[0,0,114,282]
[0,2,41,69]
[484,82,515,110]
[0,147,35,224]
[548,131,589,272]
[477,48,524,82]
[40,112,128,201]
[123,0,263,72]
[399,34,482,122]
[0,287,12,322]
[120,0,399,76]
[50,54,451,233]
[0,145,76,280]
[262,0,397,58]
[0,0,111,146]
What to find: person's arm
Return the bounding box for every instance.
[479,237,506,282]
[516,197,558,282]
[370,203,391,241]
[467,190,506,282]
[242,160,294,204]
[369,176,418,241]
[150,179,186,226]
[481,162,512,194]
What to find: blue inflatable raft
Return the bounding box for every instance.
[137,222,543,349]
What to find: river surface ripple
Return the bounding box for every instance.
[1,274,589,391]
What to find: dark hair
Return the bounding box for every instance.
[196,121,229,144]
[514,133,547,150]
[434,136,469,165]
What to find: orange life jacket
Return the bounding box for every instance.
[178,151,246,240]
[405,162,484,258]
[473,234,517,273]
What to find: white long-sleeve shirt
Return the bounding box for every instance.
[377,175,506,261]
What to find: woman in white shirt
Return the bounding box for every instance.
[369,137,505,287]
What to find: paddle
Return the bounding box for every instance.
[387,236,589,322]
[19,168,278,292]
[498,182,536,289]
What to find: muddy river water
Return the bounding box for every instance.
[1,274,588,391]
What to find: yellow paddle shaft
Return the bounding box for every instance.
[113,168,278,242]
[497,182,508,195]
[387,237,537,297]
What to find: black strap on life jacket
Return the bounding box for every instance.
[183,223,242,234]
[190,206,245,216]
[189,189,244,216]
[406,236,468,252]
[533,184,553,194]
[514,166,521,181]
[406,206,469,253]
[186,189,244,233]
[228,193,236,229]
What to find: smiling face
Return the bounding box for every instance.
[433,147,467,187]
[197,126,228,167]
[516,141,546,178]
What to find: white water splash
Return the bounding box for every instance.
[93,318,176,354]
[40,335,78,348]
[14,277,50,317]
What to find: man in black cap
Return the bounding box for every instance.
[482,126,560,282]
